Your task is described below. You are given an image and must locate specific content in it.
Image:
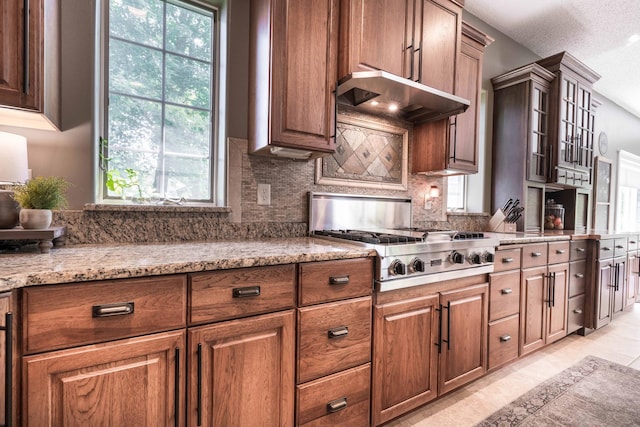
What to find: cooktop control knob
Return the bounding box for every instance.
[410,258,426,273]
[450,251,465,264]
[389,259,407,276]
[482,252,495,263]
[468,252,482,265]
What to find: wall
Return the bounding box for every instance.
[3,2,640,241]
[462,11,640,219]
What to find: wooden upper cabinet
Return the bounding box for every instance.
[536,52,601,189]
[338,0,407,78]
[412,21,492,175]
[339,0,464,91]
[0,0,60,130]
[249,0,338,158]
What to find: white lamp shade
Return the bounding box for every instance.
[0,131,29,184]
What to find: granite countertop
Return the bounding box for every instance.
[489,229,640,245]
[0,238,376,291]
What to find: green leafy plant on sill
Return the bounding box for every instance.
[99,137,144,200]
[12,176,69,210]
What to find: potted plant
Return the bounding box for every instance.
[12,176,69,229]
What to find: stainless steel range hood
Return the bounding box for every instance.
[336,70,470,123]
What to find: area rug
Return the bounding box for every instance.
[475,355,640,426]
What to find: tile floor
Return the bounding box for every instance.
[385,303,640,426]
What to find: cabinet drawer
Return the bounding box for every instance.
[23,275,187,354]
[599,239,615,260]
[548,241,570,265]
[628,235,640,252]
[493,247,521,272]
[489,270,520,321]
[299,258,373,306]
[567,294,585,334]
[298,296,371,383]
[569,260,587,298]
[570,240,588,261]
[521,243,548,268]
[488,314,519,371]
[189,265,296,325]
[297,364,371,427]
[614,237,628,257]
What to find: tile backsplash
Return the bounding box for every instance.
[51,110,488,244]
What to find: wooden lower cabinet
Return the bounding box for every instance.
[372,294,440,426]
[520,262,569,356]
[0,292,18,426]
[188,310,295,427]
[23,330,185,426]
[371,282,488,426]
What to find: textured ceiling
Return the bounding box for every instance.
[465,0,640,118]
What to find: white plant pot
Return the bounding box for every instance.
[19,209,53,229]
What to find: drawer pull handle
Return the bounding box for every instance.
[602,247,611,251]
[615,245,625,249]
[501,288,513,295]
[499,335,511,342]
[556,249,566,254]
[573,309,583,314]
[502,257,514,263]
[574,273,584,278]
[328,326,349,339]
[531,252,542,258]
[327,397,348,413]
[576,247,586,253]
[630,241,637,244]
[232,286,261,298]
[329,275,350,285]
[92,302,134,318]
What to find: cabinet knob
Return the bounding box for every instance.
[502,257,514,264]
[556,249,566,254]
[499,335,511,342]
[531,252,542,257]
[573,309,583,314]
[576,247,586,253]
[500,288,513,295]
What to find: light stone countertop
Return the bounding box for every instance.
[0,238,375,291]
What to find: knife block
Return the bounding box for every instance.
[488,210,517,233]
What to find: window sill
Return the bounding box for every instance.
[84,203,232,214]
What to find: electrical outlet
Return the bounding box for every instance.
[424,195,432,210]
[257,183,271,206]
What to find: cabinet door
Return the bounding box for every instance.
[628,251,639,307]
[595,259,613,329]
[439,282,488,395]
[0,292,18,426]
[447,31,482,173]
[188,310,295,427]
[575,85,595,174]
[338,0,407,78]
[528,82,549,182]
[270,0,338,152]
[612,257,626,316]
[0,0,40,110]
[520,266,547,356]
[557,74,579,169]
[418,0,461,93]
[546,263,569,344]
[23,331,185,426]
[372,295,439,426]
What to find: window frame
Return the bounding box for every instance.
[446,175,467,212]
[95,0,228,206]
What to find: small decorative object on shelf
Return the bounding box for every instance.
[12,176,69,229]
[0,226,66,253]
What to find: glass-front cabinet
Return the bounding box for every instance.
[537,52,601,189]
[529,82,549,182]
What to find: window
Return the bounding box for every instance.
[98,0,226,204]
[615,150,640,231]
[447,175,466,211]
